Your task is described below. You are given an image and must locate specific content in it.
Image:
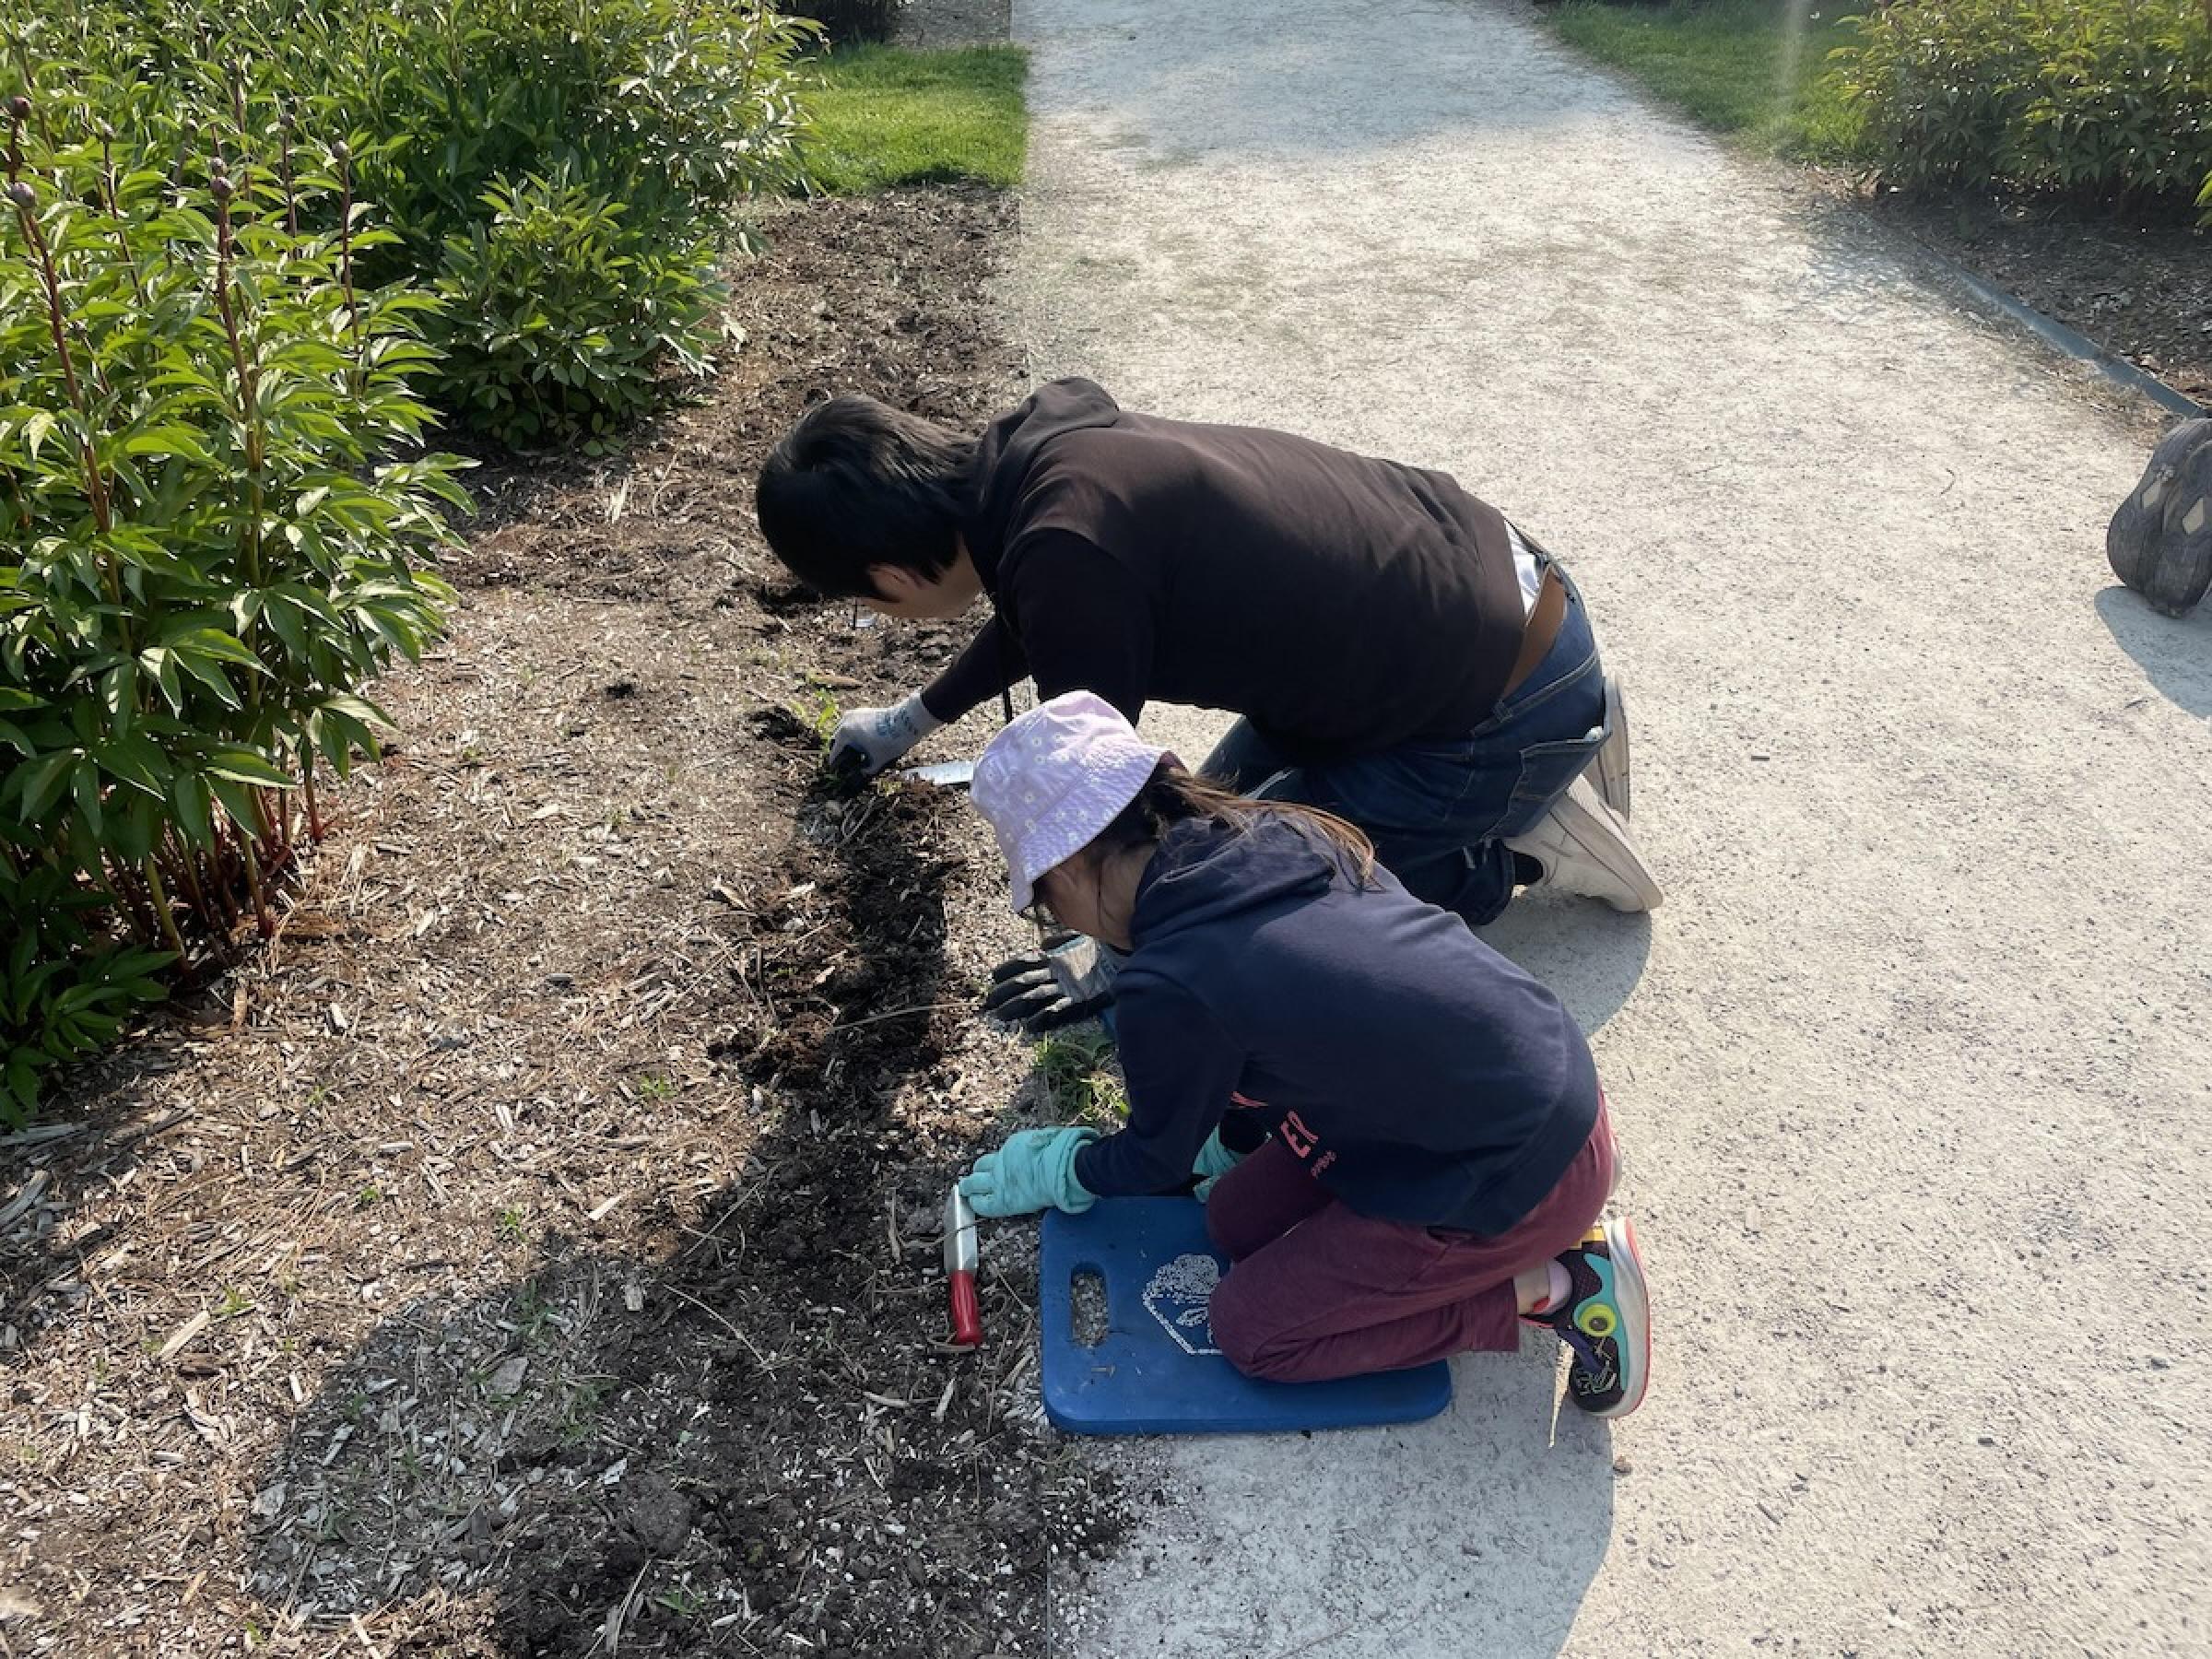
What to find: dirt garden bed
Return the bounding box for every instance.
[0,188,1127,1659]
[1861,187,2212,410]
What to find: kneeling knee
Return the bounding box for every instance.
[1207,1283,1302,1382]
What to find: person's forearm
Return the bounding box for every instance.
[921,617,1025,724]
[1092,976,1244,1195]
[1074,1125,1201,1198]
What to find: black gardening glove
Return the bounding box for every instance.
[982,932,1117,1035]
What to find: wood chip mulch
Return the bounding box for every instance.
[0,188,1127,1659]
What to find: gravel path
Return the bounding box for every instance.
[996,1,2212,1653]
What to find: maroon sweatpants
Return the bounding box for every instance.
[1205,1103,1616,1383]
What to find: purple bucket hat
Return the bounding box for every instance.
[971,691,1179,912]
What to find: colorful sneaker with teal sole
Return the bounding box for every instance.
[1533,1218,1651,1418]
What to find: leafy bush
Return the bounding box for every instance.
[6,0,815,445]
[0,0,818,1121]
[434,170,727,452]
[0,97,464,1124]
[319,0,816,443]
[1838,0,2212,216]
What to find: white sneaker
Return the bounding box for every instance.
[1586,675,1631,820]
[1506,776,1663,912]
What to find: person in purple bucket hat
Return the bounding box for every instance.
[957,691,1652,1418]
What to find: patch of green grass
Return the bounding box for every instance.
[1537,0,1865,159]
[799,44,1028,194]
[1033,1030,1128,1127]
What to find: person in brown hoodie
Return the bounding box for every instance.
[756,378,1659,1030]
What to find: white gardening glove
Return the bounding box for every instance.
[825,691,942,778]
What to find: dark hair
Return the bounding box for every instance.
[754,395,978,599]
[1095,763,1377,882]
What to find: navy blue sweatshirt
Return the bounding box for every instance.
[1071,816,1601,1235]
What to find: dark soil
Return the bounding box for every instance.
[0,188,1122,1659]
[1864,186,2212,410]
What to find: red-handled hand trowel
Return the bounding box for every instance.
[945,1185,982,1347]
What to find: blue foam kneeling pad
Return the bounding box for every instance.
[1038,1197,1453,1436]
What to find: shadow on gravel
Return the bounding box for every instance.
[2096,584,2212,719]
[1479,889,1653,1038]
[0,1091,197,1348]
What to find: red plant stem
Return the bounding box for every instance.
[301,750,324,842]
[13,194,124,653]
[336,147,365,373]
[13,201,112,542]
[167,830,217,941]
[279,127,298,237]
[253,785,292,871]
[106,855,161,947]
[206,820,243,934]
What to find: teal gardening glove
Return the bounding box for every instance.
[959,1126,1100,1218]
[1192,1126,1244,1201]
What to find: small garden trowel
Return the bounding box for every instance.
[945,1185,982,1347]
[895,759,976,789]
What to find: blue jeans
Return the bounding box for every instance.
[1201,561,1607,926]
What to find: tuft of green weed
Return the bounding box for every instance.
[214,1287,256,1322]
[653,1584,710,1619]
[1033,1030,1128,1126]
[559,1378,610,1444]
[803,688,841,748]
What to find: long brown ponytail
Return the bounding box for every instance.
[1093,762,1377,882]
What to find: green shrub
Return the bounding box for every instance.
[0,98,464,1125]
[6,0,816,445]
[0,0,817,1119]
[1838,0,2212,216]
[320,0,816,443]
[433,170,727,453]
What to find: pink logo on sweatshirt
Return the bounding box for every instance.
[1230,1091,1332,1179]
